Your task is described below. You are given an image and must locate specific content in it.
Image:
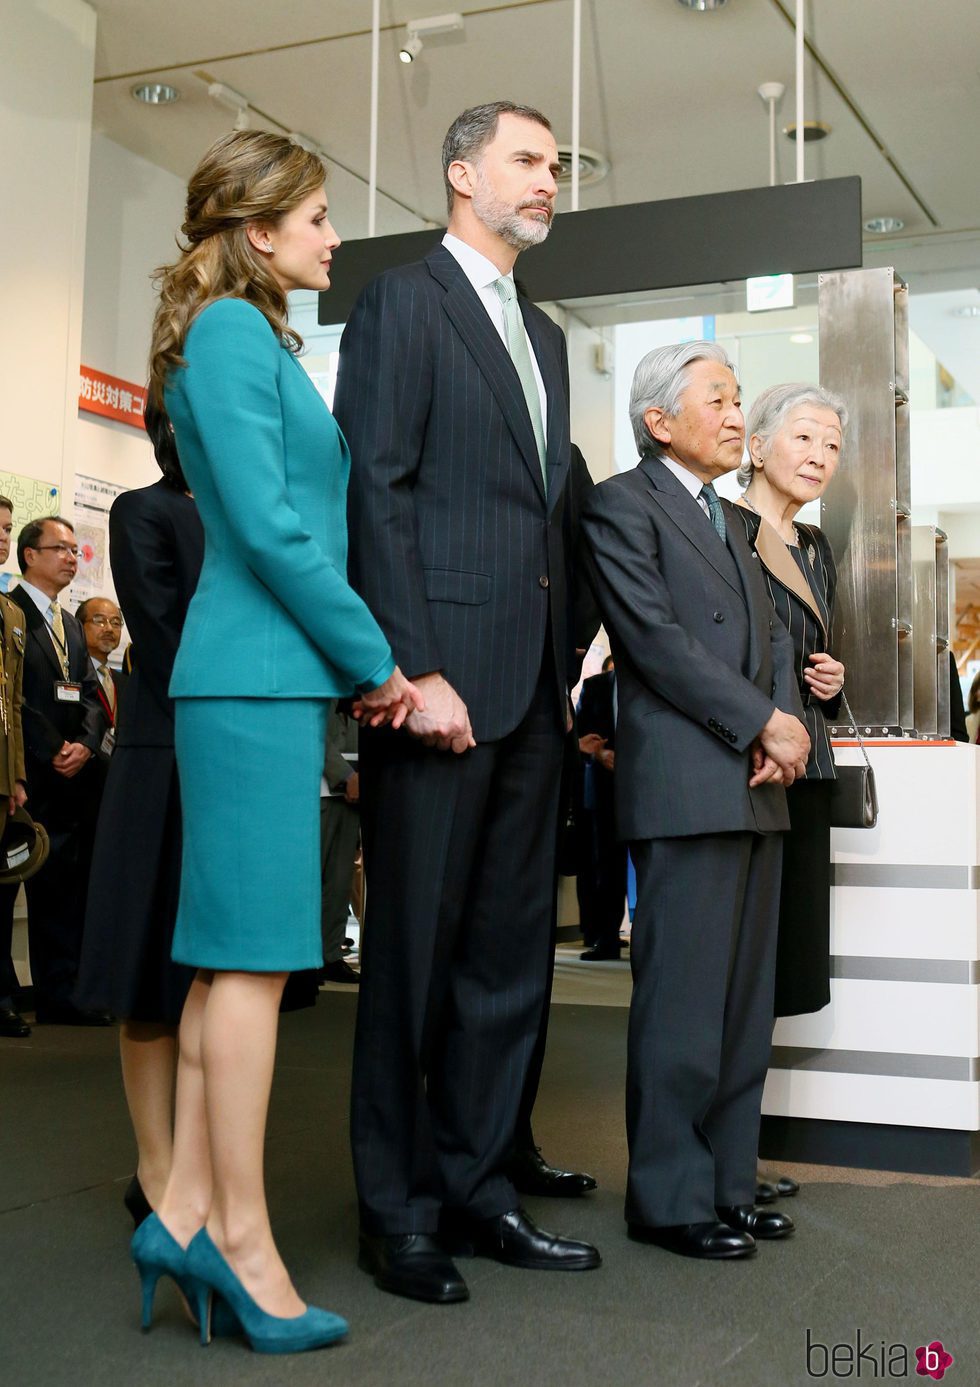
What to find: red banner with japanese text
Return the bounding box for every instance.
[79,366,146,430]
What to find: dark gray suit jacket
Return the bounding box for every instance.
[581,454,805,841]
[335,244,591,742]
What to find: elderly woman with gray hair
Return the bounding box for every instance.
[731,380,846,1198]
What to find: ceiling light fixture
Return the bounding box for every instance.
[399,12,464,64]
[790,332,814,344]
[289,132,325,158]
[864,216,905,234]
[131,83,180,105]
[676,0,730,10]
[783,120,831,142]
[555,146,610,188]
[952,305,980,319]
[208,81,251,130]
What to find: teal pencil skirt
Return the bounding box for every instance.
[171,697,327,971]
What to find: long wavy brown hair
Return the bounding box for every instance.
[148,130,326,406]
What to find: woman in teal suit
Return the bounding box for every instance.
[132,131,421,1356]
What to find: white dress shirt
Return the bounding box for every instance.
[656,455,713,520]
[442,233,548,442]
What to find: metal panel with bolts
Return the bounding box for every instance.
[819,268,912,735]
[912,525,940,736]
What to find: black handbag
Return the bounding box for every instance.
[829,695,879,829]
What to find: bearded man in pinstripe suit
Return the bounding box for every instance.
[334,101,600,1304]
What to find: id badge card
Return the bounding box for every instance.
[100,726,116,757]
[55,681,82,704]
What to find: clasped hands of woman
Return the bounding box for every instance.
[803,651,845,701]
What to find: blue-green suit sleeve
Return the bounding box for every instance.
[180,300,394,691]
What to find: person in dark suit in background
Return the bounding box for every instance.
[0,493,30,1038]
[576,655,627,961]
[318,701,361,986]
[582,341,810,1261]
[335,101,601,1304]
[74,400,203,1225]
[77,596,126,733]
[6,516,108,1025]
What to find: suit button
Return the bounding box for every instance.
[713,611,724,623]
[729,732,737,743]
[538,575,549,589]
[708,718,718,730]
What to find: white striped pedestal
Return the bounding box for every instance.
[760,742,980,1176]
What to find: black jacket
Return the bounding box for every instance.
[108,480,204,748]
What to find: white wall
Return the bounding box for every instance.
[0,0,96,500]
[78,134,189,492]
[566,317,615,482]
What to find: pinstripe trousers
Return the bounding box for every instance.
[351,665,565,1235]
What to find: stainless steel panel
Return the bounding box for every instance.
[819,268,903,732]
[894,282,915,730]
[912,525,939,735]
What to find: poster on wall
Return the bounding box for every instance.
[0,471,61,593]
[69,474,130,666]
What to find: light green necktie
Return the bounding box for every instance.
[699,483,728,543]
[493,276,547,492]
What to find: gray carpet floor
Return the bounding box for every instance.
[1,995,977,1387]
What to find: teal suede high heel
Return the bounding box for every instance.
[130,1213,240,1337]
[184,1228,348,1354]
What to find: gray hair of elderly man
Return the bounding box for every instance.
[629,340,738,456]
[736,381,849,488]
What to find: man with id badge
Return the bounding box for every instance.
[4,517,110,1025]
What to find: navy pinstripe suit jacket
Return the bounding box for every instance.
[335,244,589,742]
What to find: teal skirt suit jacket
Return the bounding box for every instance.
[164,297,394,971]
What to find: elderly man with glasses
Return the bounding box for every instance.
[77,597,126,733]
[2,516,110,1024]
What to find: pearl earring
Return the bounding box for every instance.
[264,242,274,255]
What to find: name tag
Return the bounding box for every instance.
[101,727,116,757]
[55,681,82,703]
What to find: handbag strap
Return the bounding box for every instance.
[840,692,873,772]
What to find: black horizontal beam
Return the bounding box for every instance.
[319,176,862,325]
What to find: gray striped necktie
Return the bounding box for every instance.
[493,276,547,492]
[699,483,727,542]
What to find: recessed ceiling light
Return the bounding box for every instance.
[676,0,729,9]
[783,120,831,142]
[555,146,610,187]
[131,83,180,105]
[951,305,980,319]
[790,333,814,345]
[864,216,905,234]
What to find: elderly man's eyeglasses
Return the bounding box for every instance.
[86,615,123,629]
[33,543,80,558]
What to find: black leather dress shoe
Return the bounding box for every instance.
[0,1003,30,1038]
[34,1001,113,1026]
[755,1180,779,1204]
[628,1220,756,1260]
[716,1204,795,1239]
[506,1146,598,1198]
[358,1232,468,1303]
[579,946,622,961]
[319,959,360,985]
[441,1207,600,1271]
[775,1175,800,1197]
